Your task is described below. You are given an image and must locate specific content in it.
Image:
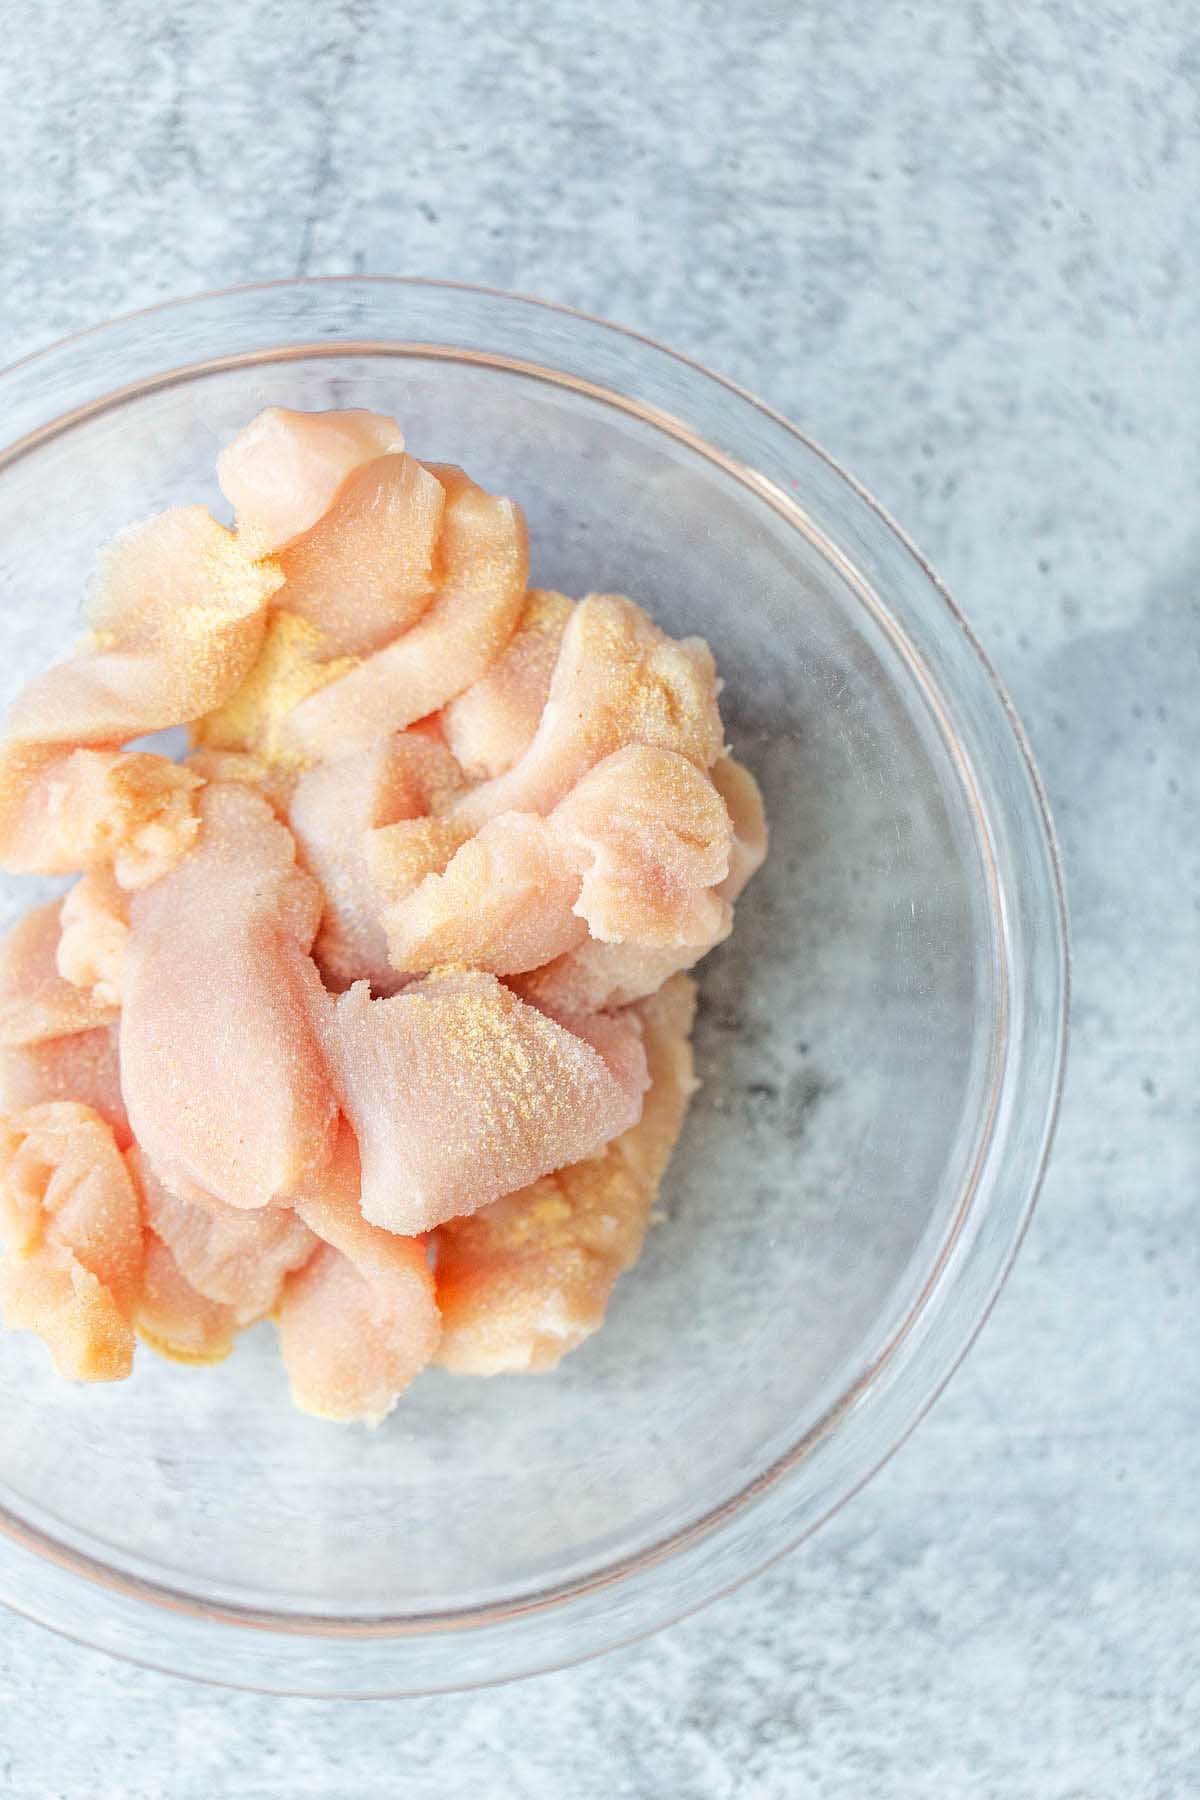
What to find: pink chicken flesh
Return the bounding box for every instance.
[0,1025,128,1146]
[0,505,282,885]
[278,453,446,657]
[57,867,130,1008]
[512,754,766,1012]
[121,783,337,1211]
[128,1144,316,1326]
[279,1123,440,1424]
[216,406,404,555]
[379,745,733,980]
[0,1102,144,1380]
[447,593,724,832]
[0,900,117,1046]
[440,588,573,780]
[288,728,463,993]
[436,974,698,1375]
[285,464,528,761]
[314,970,649,1237]
[135,1232,242,1366]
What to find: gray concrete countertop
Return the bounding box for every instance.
[1,2,1196,1794]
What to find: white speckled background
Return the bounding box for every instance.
[1,2,1197,1794]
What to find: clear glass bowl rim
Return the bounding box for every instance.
[0,277,1070,1694]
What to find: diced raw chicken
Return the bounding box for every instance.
[128,1144,316,1326]
[447,594,725,832]
[0,506,281,882]
[192,610,360,770]
[183,747,295,814]
[0,747,202,889]
[436,974,698,1374]
[511,753,766,1012]
[0,900,117,1045]
[381,812,587,978]
[0,1026,129,1148]
[0,1102,144,1380]
[366,813,473,914]
[278,1238,437,1426]
[15,507,279,743]
[285,465,528,760]
[289,730,464,992]
[216,406,404,555]
[441,589,573,779]
[512,939,722,1015]
[0,1250,134,1381]
[0,1103,143,1309]
[380,746,731,979]
[135,1232,241,1365]
[121,783,337,1210]
[0,403,764,1414]
[278,1123,440,1424]
[548,1005,655,1105]
[314,970,649,1235]
[552,745,732,945]
[279,454,446,655]
[710,754,769,903]
[57,868,130,1007]
[88,506,281,701]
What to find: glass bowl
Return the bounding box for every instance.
[0,279,1067,1695]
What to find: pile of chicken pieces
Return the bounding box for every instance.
[0,407,766,1423]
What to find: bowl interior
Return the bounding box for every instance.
[0,352,993,1618]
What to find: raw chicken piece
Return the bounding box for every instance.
[380,746,731,979]
[381,812,587,978]
[0,747,202,889]
[279,454,446,655]
[711,753,769,903]
[12,505,278,737]
[128,1145,316,1325]
[86,506,280,711]
[366,813,473,914]
[278,1239,437,1426]
[183,747,295,814]
[121,783,337,1211]
[0,901,117,1044]
[314,970,649,1235]
[57,868,130,1007]
[192,610,359,769]
[0,404,765,1415]
[289,729,464,992]
[512,939,722,1015]
[204,433,474,763]
[441,589,573,779]
[512,753,766,1012]
[0,1102,144,1380]
[278,1124,440,1424]
[136,1232,241,1365]
[0,1026,129,1146]
[0,1251,134,1382]
[0,1103,143,1309]
[0,505,281,882]
[552,745,732,945]
[436,975,698,1374]
[285,465,528,760]
[447,594,724,832]
[216,406,404,555]
[549,1004,657,1104]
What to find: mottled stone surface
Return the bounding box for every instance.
[0,1,1197,1794]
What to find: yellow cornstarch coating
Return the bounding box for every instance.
[194,610,360,770]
